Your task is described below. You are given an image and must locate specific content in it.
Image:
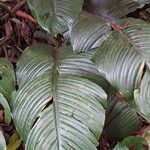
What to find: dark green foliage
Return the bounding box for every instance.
[0,0,150,149]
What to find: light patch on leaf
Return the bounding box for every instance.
[7,132,22,150]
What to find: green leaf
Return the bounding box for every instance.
[16,44,109,91]
[113,143,129,150]
[122,136,145,150]
[16,44,53,89]
[13,74,107,150]
[114,135,146,150]
[0,94,11,124]
[145,130,150,147]
[12,44,107,150]
[105,95,139,141]
[58,46,110,91]
[93,18,150,100]
[0,130,6,150]
[84,0,150,22]
[117,18,150,69]
[134,68,150,122]
[0,58,16,100]
[70,12,110,52]
[93,31,141,100]
[7,132,22,150]
[28,0,84,35]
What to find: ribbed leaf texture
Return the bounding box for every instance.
[16,44,109,90]
[0,58,16,100]
[16,44,53,89]
[135,68,150,122]
[0,94,11,124]
[28,0,84,35]
[0,130,6,150]
[113,135,146,150]
[113,143,128,150]
[105,96,139,141]
[70,12,110,52]
[93,18,150,100]
[84,0,150,22]
[12,44,107,150]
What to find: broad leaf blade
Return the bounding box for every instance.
[135,69,150,122]
[70,12,110,52]
[17,44,109,90]
[16,44,53,89]
[0,130,6,150]
[84,0,150,22]
[122,136,145,150]
[118,19,150,68]
[0,58,16,100]
[0,94,11,124]
[58,46,110,90]
[11,73,53,141]
[93,31,142,99]
[28,0,84,35]
[114,135,146,150]
[93,18,150,99]
[23,75,106,150]
[105,96,139,141]
[12,74,107,150]
[12,44,107,149]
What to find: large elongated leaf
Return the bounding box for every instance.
[70,12,110,52]
[16,44,53,89]
[134,68,150,122]
[93,31,142,99]
[120,19,150,68]
[84,0,150,22]
[17,44,109,90]
[0,130,6,150]
[12,44,107,150]
[105,96,139,141]
[0,58,16,100]
[122,136,146,150]
[113,135,146,150]
[0,94,11,124]
[93,18,150,100]
[28,0,84,35]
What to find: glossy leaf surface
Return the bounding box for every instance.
[93,18,150,99]
[134,69,150,122]
[0,58,16,100]
[84,0,150,22]
[28,0,84,35]
[70,12,110,52]
[12,44,107,150]
[0,94,11,124]
[105,96,139,141]
[0,130,6,150]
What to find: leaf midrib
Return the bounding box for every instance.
[52,52,61,149]
[121,29,147,62]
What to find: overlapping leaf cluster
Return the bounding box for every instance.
[0,0,150,149]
